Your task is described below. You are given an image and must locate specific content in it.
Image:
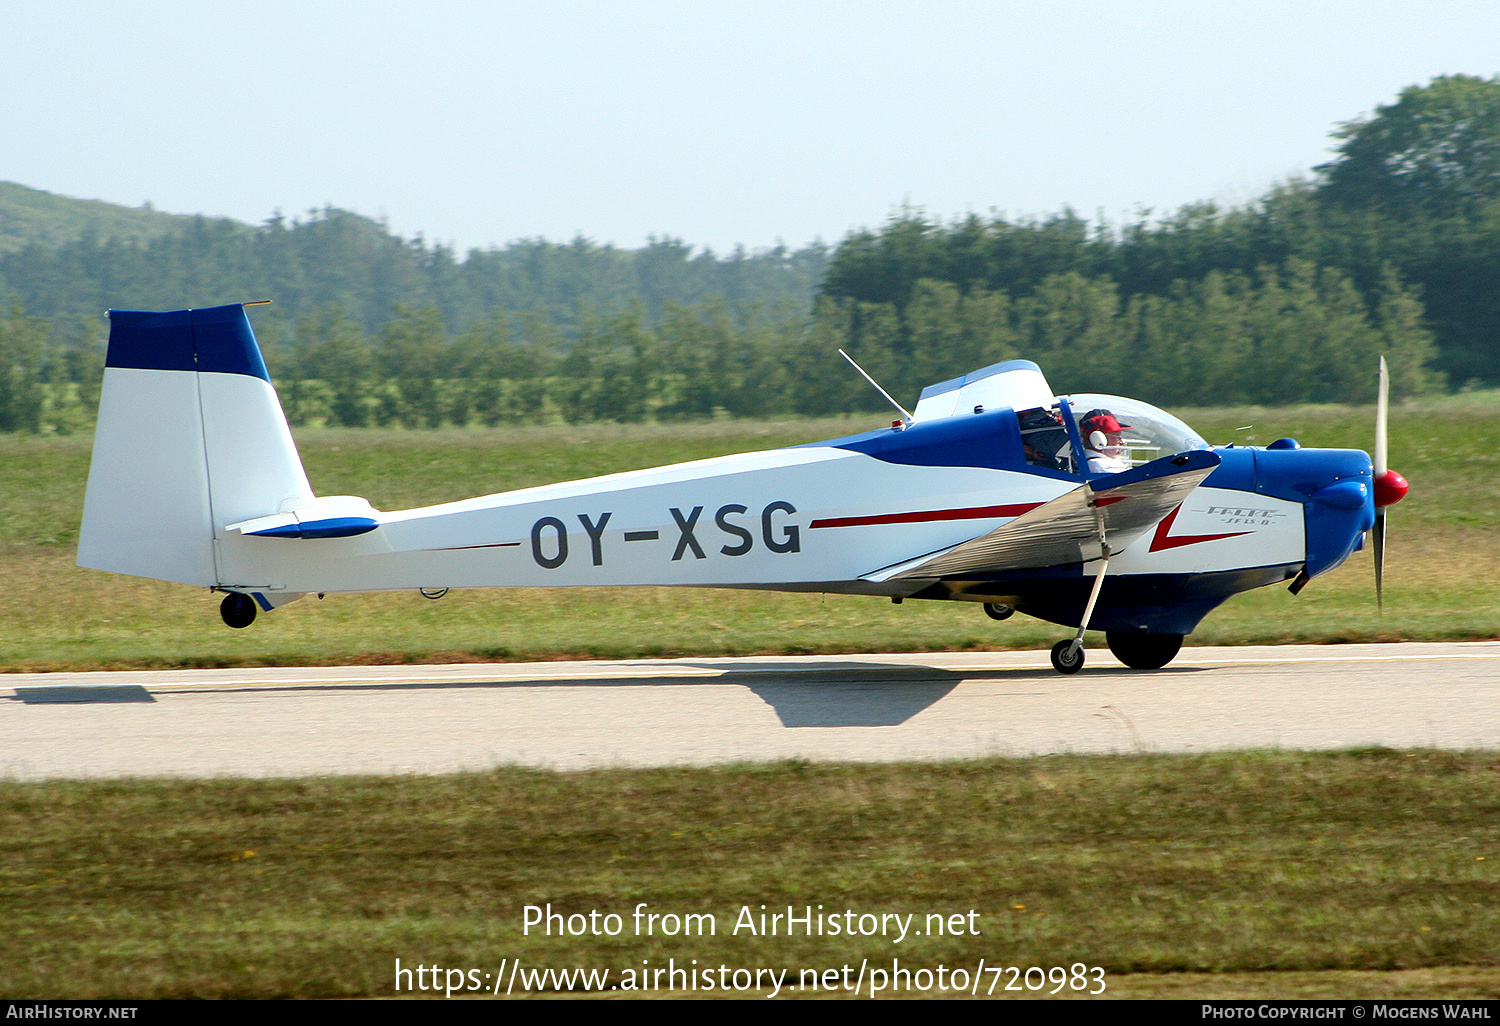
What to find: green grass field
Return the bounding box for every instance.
[1,752,1496,999]
[0,402,1495,671]
[4,404,1499,1000]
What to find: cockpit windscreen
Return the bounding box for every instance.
[1063,394,1210,467]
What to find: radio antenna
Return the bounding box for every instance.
[838,349,913,422]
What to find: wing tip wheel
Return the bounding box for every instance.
[220,592,257,629]
[1050,639,1084,674]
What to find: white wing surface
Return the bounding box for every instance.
[864,450,1220,582]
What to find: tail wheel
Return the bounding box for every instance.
[220,592,257,629]
[1105,631,1183,670]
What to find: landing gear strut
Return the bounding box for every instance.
[220,592,257,629]
[1051,491,1113,675]
[1106,632,1183,670]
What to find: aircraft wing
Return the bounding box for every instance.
[865,449,1220,582]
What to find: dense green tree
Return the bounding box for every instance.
[1317,75,1500,217]
[0,305,47,432]
[379,306,448,427]
[902,279,1016,397]
[292,306,374,427]
[1372,266,1443,399]
[791,297,863,417]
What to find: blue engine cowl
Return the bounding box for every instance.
[1254,447,1374,580]
[1205,446,1375,580]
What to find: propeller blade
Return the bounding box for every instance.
[1372,509,1386,612]
[1375,355,1389,477]
[1372,356,1391,612]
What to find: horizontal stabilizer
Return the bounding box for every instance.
[867,450,1220,581]
[227,496,381,540]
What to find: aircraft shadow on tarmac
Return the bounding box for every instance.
[739,675,957,727]
[3,660,1201,728]
[689,662,968,727]
[13,686,155,704]
[677,660,1200,728]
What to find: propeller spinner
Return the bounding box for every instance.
[1372,356,1410,609]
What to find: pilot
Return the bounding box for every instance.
[1079,409,1132,474]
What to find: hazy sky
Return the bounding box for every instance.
[5,1,1499,253]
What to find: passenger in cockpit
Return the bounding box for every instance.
[1018,407,1070,472]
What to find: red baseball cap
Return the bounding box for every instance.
[1081,410,1129,433]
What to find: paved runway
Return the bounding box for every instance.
[2,642,1497,778]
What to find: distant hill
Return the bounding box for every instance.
[0,181,220,255]
[0,183,828,334]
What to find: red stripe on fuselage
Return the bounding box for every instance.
[810,502,1043,530]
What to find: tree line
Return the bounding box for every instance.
[0,254,1434,434]
[2,75,1496,431]
[0,207,829,338]
[825,75,1500,389]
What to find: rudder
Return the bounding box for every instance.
[77,304,314,587]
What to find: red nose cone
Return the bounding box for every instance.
[1374,468,1409,508]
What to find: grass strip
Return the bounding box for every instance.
[3,750,1498,998]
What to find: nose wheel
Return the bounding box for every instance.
[1050,640,1084,674]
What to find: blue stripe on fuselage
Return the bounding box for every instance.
[813,407,1073,478]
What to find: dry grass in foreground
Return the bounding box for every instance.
[2,751,1497,999]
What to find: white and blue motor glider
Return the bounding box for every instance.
[77,304,1408,673]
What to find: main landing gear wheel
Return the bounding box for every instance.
[220,592,257,629]
[1050,640,1084,674]
[1105,631,1183,670]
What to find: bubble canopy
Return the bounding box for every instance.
[1063,393,1210,462]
